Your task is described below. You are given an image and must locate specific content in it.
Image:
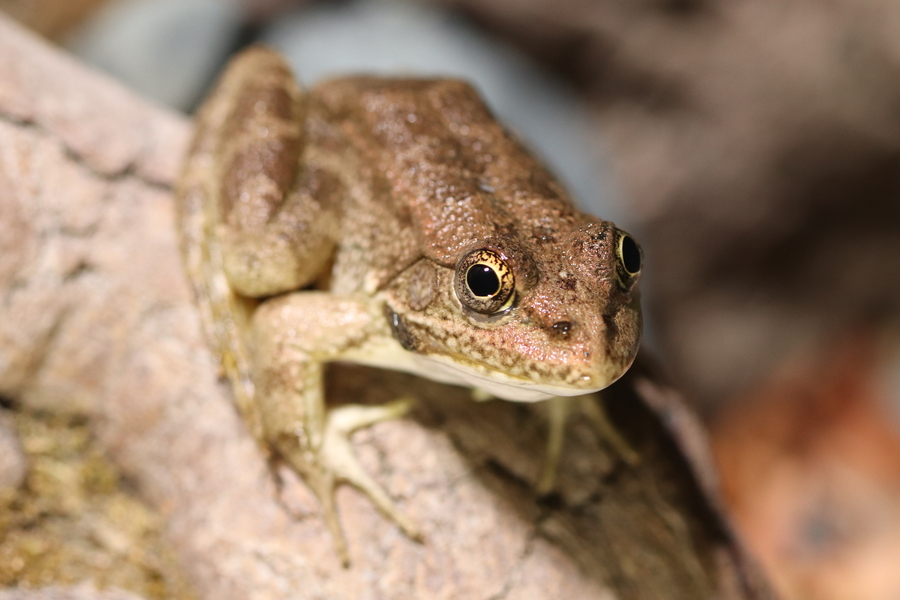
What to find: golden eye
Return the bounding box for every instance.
[615,230,642,290]
[455,249,515,315]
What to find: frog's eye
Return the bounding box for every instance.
[455,249,516,315]
[615,230,642,290]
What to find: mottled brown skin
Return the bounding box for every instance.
[176,46,641,563]
[311,74,640,389]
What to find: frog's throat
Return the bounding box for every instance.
[341,337,608,403]
[411,353,606,401]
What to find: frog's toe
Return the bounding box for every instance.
[581,393,640,467]
[327,397,414,434]
[291,465,351,566]
[537,396,572,495]
[321,401,422,541]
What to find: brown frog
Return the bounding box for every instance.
[176,46,642,564]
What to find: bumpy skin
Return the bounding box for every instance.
[176,47,642,563]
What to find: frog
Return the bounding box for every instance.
[176,46,643,564]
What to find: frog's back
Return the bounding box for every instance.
[308,77,591,294]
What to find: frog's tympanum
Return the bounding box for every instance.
[177,47,642,563]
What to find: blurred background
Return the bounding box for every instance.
[3,0,900,598]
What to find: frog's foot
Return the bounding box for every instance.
[322,397,422,538]
[290,397,421,564]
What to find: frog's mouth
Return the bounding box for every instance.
[411,353,607,402]
[342,335,617,402]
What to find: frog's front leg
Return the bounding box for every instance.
[537,394,641,494]
[251,292,420,564]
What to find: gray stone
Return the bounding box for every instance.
[67,0,242,111]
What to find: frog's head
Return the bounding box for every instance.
[382,220,642,402]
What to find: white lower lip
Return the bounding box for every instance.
[410,354,602,402]
[341,336,605,402]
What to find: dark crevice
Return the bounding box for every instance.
[0,106,172,191]
[484,527,538,600]
[16,307,71,396]
[62,260,96,283]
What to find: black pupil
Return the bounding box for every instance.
[621,235,641,274]
[467,264,501,297]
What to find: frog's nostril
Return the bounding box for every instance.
[551,321,574,338]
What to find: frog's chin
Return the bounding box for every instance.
[410,353,607,402]
[341,337,605,402]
